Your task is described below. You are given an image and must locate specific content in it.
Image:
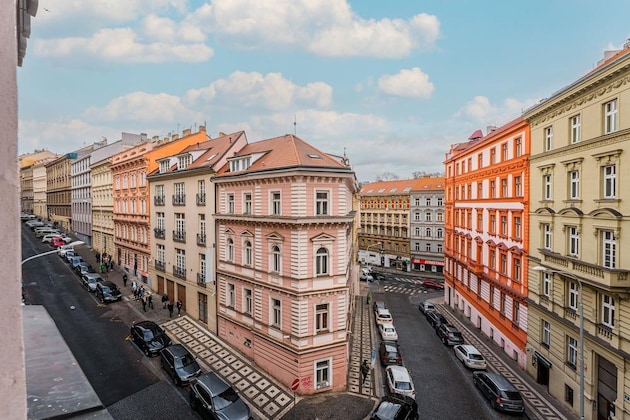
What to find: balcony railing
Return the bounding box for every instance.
[153,228,165,239]
[597,324,614,340]
[155,260,165,271]
[173,266,186,279]
[154,195,165,206]
[196,193,206,206]
[197,273,206,287]
[173,230,186,243]
[197,233,206,246]
[172,194,186,206]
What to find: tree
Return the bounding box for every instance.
[411,171,444,178]
[375,171,400,181]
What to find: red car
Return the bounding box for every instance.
[421,280,445,290]
[51,237,65,248]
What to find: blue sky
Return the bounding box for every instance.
[18,0,630,182]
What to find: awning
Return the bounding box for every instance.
[534,351,552,369]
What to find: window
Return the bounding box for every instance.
[157,244,165,263]
[159,160,170,173]
[565,385,574,406]
[513,258,521,283]
[425,212,432,222]
[490,148,496,164]
[315,247,329,275]
[227,238,234,262]
[244,288,252,315]
[502,143,508,161]
[227,283,235,307]
[244,193,252,214]
[425,243,432,252]
[271,245,281,272]
[545,126,553,151]
[315,191,329,215]
[569,170,580,199]
[501,179,508,197]
[437,198,443,206]
[514,216,521,239]
[425,228,431,237]
[543,223,552,249]
[604,99,617,134]
[177,154,192,170]
[490,180,496,198]
[243,240,252,266]
[568,226,579,257]
[543,174,552,200]
[500,253,507,275]
[414,212,421,221]
[542,273,551,298]
[271,298,281,327]
[602,294,615,328]
[176,248,186,271]
[515,137,522,157]
[501,215,507,236]
[425,198,431,206]
[478,153,483,168]
[227,193,235,213]
[514,176,522,197]
[414,227,421,237]
[271,192,281,215]
[489,249,496,270]
[570,115,581,143]
[602,230,616,269]
[542,320,551,347]
[490,215,496,233]
[436,212,443,222]
[315,303,329,332]
[315,359,330,389]
[513,301,520,324]
[603,165,616,199]
[567,336,577,368]
[156,212,165,230]
[477,182,483,199]
[436,228,443,238]
[199,254,206,281]
[568,282,578,311]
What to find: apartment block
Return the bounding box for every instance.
[214,134,358,394]
[444,118,530,368]
[410,177,446,273]
[524,45,630,420]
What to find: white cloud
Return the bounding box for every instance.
[185,71,333,110]
[378,67,434,98]
[37,0,187,24]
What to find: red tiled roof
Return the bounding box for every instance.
[360,177,444,195]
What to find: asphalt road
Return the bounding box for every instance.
[21,226,199,419]
[370,274,516,420]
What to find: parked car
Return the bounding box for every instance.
[378,323,399,341]
[371,394,419,420]
[63,250,76,262]
[58,245,74,257]
[35,228,60,238]
[418,301,435,315]
[372,300,387,313]
[95,280,122,303]
[371,272,387,281]
[437,324,464,346]
[361,273,374,282]
[81,272,102,292]
[50,237,66,248]
[130,320,172,357]
[26,220,45,229]
[384,366,415,398]
[421,280,444,290]
[379,341,403,366]
[375,308,394,325]
[454,345,487,370]
[189,371,252,420]
[41,233,62,244]
[472,371,525,414]
[78,263,97,276]
[160,344,202,386]
[69,256,85,271]
[426,311,448,329]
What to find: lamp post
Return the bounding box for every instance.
[533,265,584,420]
[366,242,382,268]
[21,241,85,265]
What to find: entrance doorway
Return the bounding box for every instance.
[597,356,617,420]
[534,351,551,388]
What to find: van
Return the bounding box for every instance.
[472,371,525,413]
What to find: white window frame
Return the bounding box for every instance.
[176,248,186,271]
[271,191,281,215]
[601,294,615,328]
[545,126,553,151]
[542,320,551,347]
[567,336,577,367]
[156,212,165,230]
[227,283,235,307]
[243,288,252,315]
[602,230,616,269]
[514,216,521,239]
[604,99,617,134]
[570,114,581,143]
[271,244,281,273]
[568,226,580,257]
[244,192,252,215]
[243,240,252,266]
[568,282,578,311]
[543,223,552,249]
[315,359,331,389]
[603,165,616,199]
[315,303,329,332]
[542,272,551,298]
[569,170,580,200]
[544,174,552,200]
[226,238,234,262]
[157,244,165,263]
[227,193,235,213]
[315,247,329,276]
[271,298,281,328]
[315,190,329,215]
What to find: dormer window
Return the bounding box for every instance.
[178,154,192,170]
[159,160,170,173]
[230,157,252,172]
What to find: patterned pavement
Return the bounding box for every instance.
[347,295,375,396]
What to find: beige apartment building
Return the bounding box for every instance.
[45,155,73,229]
[524,45,630,420]
[33,158,55,218]
[147,131,247,331]
[19,150,57,213]
[91,156,117,256]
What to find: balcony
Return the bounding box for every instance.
[155,260,165,272]
[153,228,165,239]
[197,233,206,246]
[173,266,186,279]
[197,273,206,287]
[542,251,630,289]
[173,230,186,243]
[154,195,165,206]
[468,261,484,276]
[597,324,614,341]
[196,193,206,206]
[172,194,186,206]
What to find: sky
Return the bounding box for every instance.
[17,0,630,183]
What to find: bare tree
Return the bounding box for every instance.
[375,171,400,181]
[411,171,444,178]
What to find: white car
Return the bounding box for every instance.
[385,365,416,398]
[419,301,436,315]
[41,233,63,244]
[375,308,393,325]
[378,323,399,341]
[454,344,487,370]
[58,245,74,257]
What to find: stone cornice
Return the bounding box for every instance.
[530,129,630,164]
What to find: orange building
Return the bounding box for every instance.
[443,118,530,367]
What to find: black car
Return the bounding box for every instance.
[160,344,202,386]
[371,394,419,420]
[426,311,448,329]
[372,272,387,281]
[437,324,464,346]
[95,280,122,303]
[190,371,252,420]
[379,341,403,366]
[130,320,172,357]
[473,371,525,414]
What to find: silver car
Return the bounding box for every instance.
[81,273,102,292]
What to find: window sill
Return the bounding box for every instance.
[566,362,576,371]
[595,198,620,204]
[541,342,550,349]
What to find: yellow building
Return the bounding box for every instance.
[524,44,630,420]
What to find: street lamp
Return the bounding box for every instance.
[533,265,585,420]
[366,242,383,268]
[21,241,85,265]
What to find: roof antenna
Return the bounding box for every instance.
[293,114,297,135]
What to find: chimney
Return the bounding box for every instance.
[624,38,630,49]
[172,134,179,141]
[152,135,160,142]
[183,128,191,137]
[219,132,226,137]
[487,125,497,134]
[199,126,206,132]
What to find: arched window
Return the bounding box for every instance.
[425,228,431,237]
[244,240,252,266]
[436,228,443,238]
[272,245,281,272]
[316,247,328,275]
[227,238,234,261]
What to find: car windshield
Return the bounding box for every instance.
[143,330,155,341]
[212,386,240,410]
[174,354,195,368]
[504,391,522,400]
[395,381,412,391]
[469,354,484,360]
[449,332,463,339]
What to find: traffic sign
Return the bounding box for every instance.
[291,378,300,392]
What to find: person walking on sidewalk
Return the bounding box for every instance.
[161,293,168,309]
[361,360,369,383]
[147,294,153,310]
[167,301,174,317]
[141,296,147,312]
[176,299,183,316]
[122,274,128,288]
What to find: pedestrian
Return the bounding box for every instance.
[131,281,137,296]
[361,360,369,383]
[122,274,128,288]
[96,252,101,263]
[141,296,147,312]
[161,293,168,309]
[366,293,371,305]
[139,286,145,299]
[176,299,183,316]
[167,301,174,318]
[147,294,153,309]
[109,261,114,271]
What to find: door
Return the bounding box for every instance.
[167,280,175,303]
[177,283,186,310]
[156,276,164,295]
[536,363,549,387]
